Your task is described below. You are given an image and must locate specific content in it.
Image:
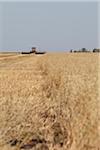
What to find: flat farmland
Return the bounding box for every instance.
[0,53,99,150]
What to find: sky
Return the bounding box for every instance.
[0,1,98,52]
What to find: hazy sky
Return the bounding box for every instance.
[0,1,98,51]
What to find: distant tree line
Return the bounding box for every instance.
[92,48,100,53]
[70,48,100,53]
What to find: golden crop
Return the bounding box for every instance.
[0,52,99,150]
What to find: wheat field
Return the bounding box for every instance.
[0,52,99,150]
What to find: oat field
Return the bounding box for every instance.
[0,52,99,150]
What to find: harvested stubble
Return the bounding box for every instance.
[0,53,99,150]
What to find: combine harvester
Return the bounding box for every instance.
[21,47,46,55]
